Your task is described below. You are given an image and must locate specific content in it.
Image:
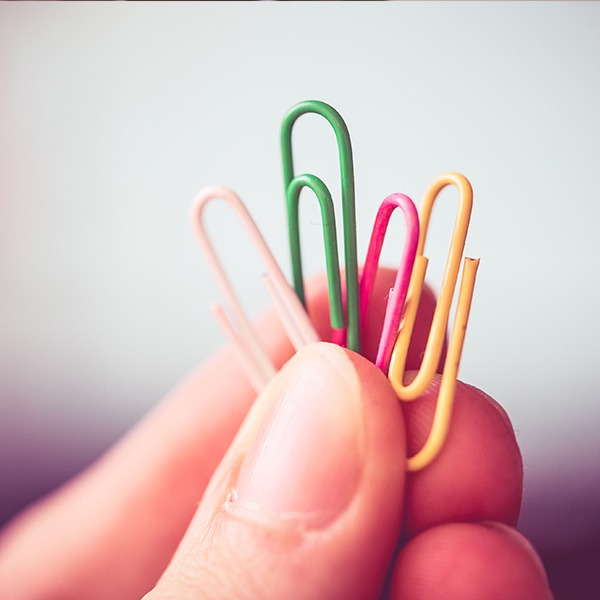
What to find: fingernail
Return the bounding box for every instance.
[229,342,364,529]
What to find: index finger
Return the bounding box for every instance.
[339,267,522,535]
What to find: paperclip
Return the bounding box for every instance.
[281,100,361,353]
[388,173,480,472]
[192,186,319,393]
[359,193,420,374]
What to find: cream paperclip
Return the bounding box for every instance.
[192,186,319,393]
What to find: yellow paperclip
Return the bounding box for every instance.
[388,172,480,472]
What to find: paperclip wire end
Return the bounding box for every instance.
[209,303,275,393]
[261,272,319,350]
[387,254,428,396]
[406,256,480,471]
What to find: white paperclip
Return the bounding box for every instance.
[192,186,319,392]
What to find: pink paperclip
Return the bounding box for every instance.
[359,193,419,373]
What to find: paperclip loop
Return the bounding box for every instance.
[281,100,361,353]
[388,173,480,472]
[192,186,319,393]
[359,193,420,374]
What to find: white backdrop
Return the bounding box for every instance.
[1,2,599,561]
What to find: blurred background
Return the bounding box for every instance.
[1,3,598,597]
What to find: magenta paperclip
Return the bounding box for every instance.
[359,193,419,373]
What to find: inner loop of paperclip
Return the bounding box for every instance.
[359,193,419,374]
[387,172,478,471]
[286,173,344,330]
[281,99,361,353]
[405,256,480,472]
[192,186,319,393]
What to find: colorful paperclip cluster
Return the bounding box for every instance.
[192,100,480,472]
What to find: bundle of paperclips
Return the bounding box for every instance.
[192,100,480,472]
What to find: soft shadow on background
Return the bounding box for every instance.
[1,3,598,598]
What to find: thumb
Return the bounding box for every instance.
[146,342,407,600]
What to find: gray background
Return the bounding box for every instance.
[1,3,598,596]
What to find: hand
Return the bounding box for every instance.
[0,269,553,599]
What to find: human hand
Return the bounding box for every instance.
[0,269,553,599]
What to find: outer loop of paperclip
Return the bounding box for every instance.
[192,186,319,393]
[387,172,478,472]
[359,193,419,374]
[281,100,361,353]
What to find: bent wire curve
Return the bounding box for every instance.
[388,172,480,471]
[359,193,419,373]
[281,100,360,353]
[192,186,319,393]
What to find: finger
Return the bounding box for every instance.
[389,522,553,600]
[0,267,447,599]
[147,343,407,600]
[0,268,407,599]
[299,269,519,540]
[0,344,269,599]
[0,295,309,598]
[401,379,523,538]
[341,268,518,534]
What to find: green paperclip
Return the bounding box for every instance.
[281,100,361,353]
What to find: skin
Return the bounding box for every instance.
[0,269,553,599]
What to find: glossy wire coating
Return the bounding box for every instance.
[281,100,361,353]
[359,193,419,373]
[388,172,480,471]
[192,186,319,393]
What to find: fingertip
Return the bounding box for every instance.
[402,379,523,537]
[389,522,553,600]
[153,343,408,599]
